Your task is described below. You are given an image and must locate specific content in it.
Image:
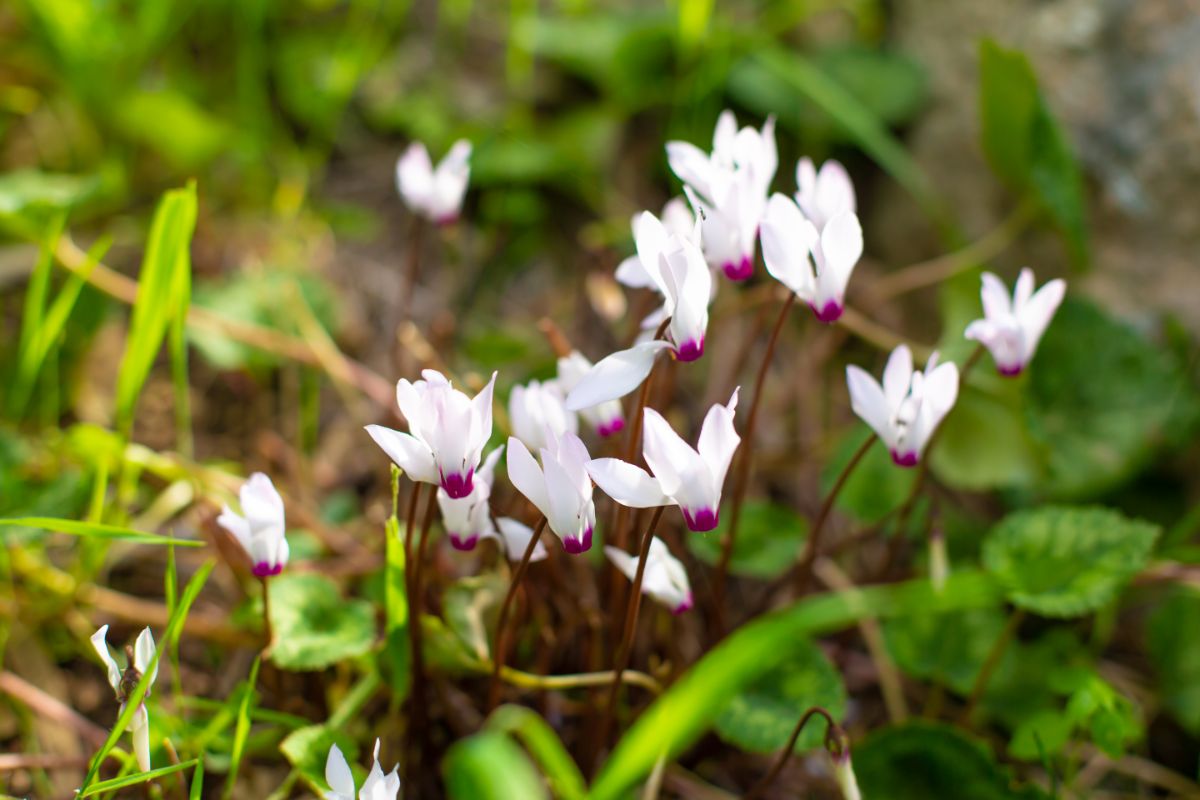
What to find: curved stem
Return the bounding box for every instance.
[598,506,666,751]
[793,432,875,595]
[744,706,841,800]
[715,293,795,618]
[260,576,272,653]
[488,516,547,710]
[489,664,662,694]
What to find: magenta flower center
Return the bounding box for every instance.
[890,450,919,468]
[562,526,593,554]
[722,255,754,281]
[440,468,475,499]
[675,337,705,363]
[682,507,719,532]
[811,299,844,323]
[252,561,283,578]
[597,417,625,438]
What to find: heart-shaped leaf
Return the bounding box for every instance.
[269,573,376,671]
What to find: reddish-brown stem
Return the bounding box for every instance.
[488,516,548,710]
[260,575,273,652]
[403,482,432,784]
[793,432,875,595]
[401,218,425,321]
[597,505,666,756]
[715,293,796,617]
[744,706,843,800]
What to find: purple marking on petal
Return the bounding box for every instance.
[252,561,282,578]
[811,300,844,323]
[435,213,459,227]
[722,255,754,281]
[597,418,625,438]
[674,337,705,363]
[440,468,475,499]
[890,450,919,468]
[672,592,695,615]
[997,363,1024,377]
[562,526,593,555]
[682,507,719,532]
[449,533,479,551]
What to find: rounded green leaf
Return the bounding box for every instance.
[688,501,807,579]
[443,731,549,800]
[714,639,846,753]
[268,573,376,671]
[1146,588,1200,735]
[883,607,1008,695]
[982,506,1159,617]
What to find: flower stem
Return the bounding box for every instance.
[401,217,425,321]
[488,515,547,710]
[793,431,875,595]
[598,505,666,754]
[403,481,434,785]
[744,705,842,800]
[715,293,795,621]
[260,575,272,653]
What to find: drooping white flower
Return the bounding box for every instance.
[91,625,158,772]
[555,351,625,438]
[846,345,959,468]
[506,432,597,554]
[486,517,550,562]
[437,446,504,551]
[509,379,577,453]
[216,472,289,578]
[614,197,695,290]
[395,140,472,224]
[795,157,856,231]
[605,537,693,614]
[587,388,740,533]
[964,268,1066,376]
[760,192,863,323]
[325,739,401,800]
[366,369,497,500]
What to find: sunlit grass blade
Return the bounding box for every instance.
[80,560,215,790]
[443,731,549,800]
[10,214,65,417]
[589,571,1002,799]
[487,705,587,800]
[78,758,199,798]
[222,656,262,800]
[190,760,205,800]
[0,517,204,546]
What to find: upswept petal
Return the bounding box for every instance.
[632,211,673,295]
[90,625,122,692]
[696,388,741,489]
[1013,267,1035,310]
[816,211,863,303]
[604,546,638,583]
[241,472,284,534]
[131,704,151,771]
[216,506,252,552]
[1017,278,1065,361]
[666,141,719,204]
[923,361,960,418]
[542,454,587,546]
[586,458,669,508]
[396,143,434,209]
[563,341,672,410]
[881,345,914,410]
[615,254,656,289]
[979,272,1012,320]
[133,627,158,686]
[641,408,697,498]
[846,366,894,448]
[761,193,819,298]
[324,743,356,800]
[470,372,498,459]
[492,518,549,562]
[364,425,438,484]
[505,437,549,517]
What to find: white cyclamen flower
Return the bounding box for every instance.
[216,472,289,578]
[325,739,401,800]
[846,345,959,468]
[605,537,694,614]
[760,192,863,323]
[795,157,856,230]
[366,369,497,500]
[506,432,597,554]
[395,140,471,224]
[587,388,740,533]
[438,446,504,551]
[614,197,695,290]
[555,351,625,438]
[965,268,1065,376]
[487,517,550,562]
[91,625,158,772]
[509,379,577,453]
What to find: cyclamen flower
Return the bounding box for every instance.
[587,389,740,533]
[760,192,863,323]
[605,537,693,614]
[438,446,504,551]
[91,626,158,772]
[325,740,401,800]
[507,432,597,554]
[216,472,288,578]
[555,351,625,437]
[366,370,497,500]
[488,517,550,562]
[614,197,695,290]
[395,140,471,224]
[965,268,1065,376]
[846,345,959,468]
[509,379,577,453]
[795,157,856,230]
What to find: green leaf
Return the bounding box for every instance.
[115,183,197,435]
[714,639,846,753]
[930,382,1041,491]
[113,90,233,169]
[1024,298,1196,498]
[856,722,1049,800]
[443,731,549,800]
[589,571,1002,799]
[0,517,203,546]
[1146,588,1200,735]
[688,501,807,579]
[824,429,917,524]
[280,725,359,794]
[268,574,376,671]
[78,758,200,797]
[883,607,1008,695]
[1009,709,1073,761]
[982,506,1160,617]
[223,657,261,800]
[486,706,587,800]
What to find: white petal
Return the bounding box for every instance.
[816,211,863,305]
[979,272,1012,320]
[505,437,549,518]
[614,255,657,289]
[760,193,818,299]
[1017,278,1066,362]
[641,408,699,498]
[494,517,549,562]
[365,425,438,484]
[542,453,587,545]
[604,545,639,583]
[586,458,669,508]
[325,743,357,800]
[216,506,252,553]
[881,345,914,411]
[663,239,711,352]
[696,388,741,489]
[846,366,895,448]
[660,196,695,237]
[131,705,151,771]
[90,626,122,692]
[1013,267,1035,310]
[666,141,716,199]
[632,211,673,296]
[241,473,284,533]
[564,341,672,410]
[133,627,158,686]
[396,143,434,213]
[816,159,856,220]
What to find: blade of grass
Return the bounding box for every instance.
[190,760,205,800]
[80,560,215,790]
[222,656,262,800]
[487,705,587,800]
[9,214,65,416]
[79,758,199,797]
[0,517,204,546]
